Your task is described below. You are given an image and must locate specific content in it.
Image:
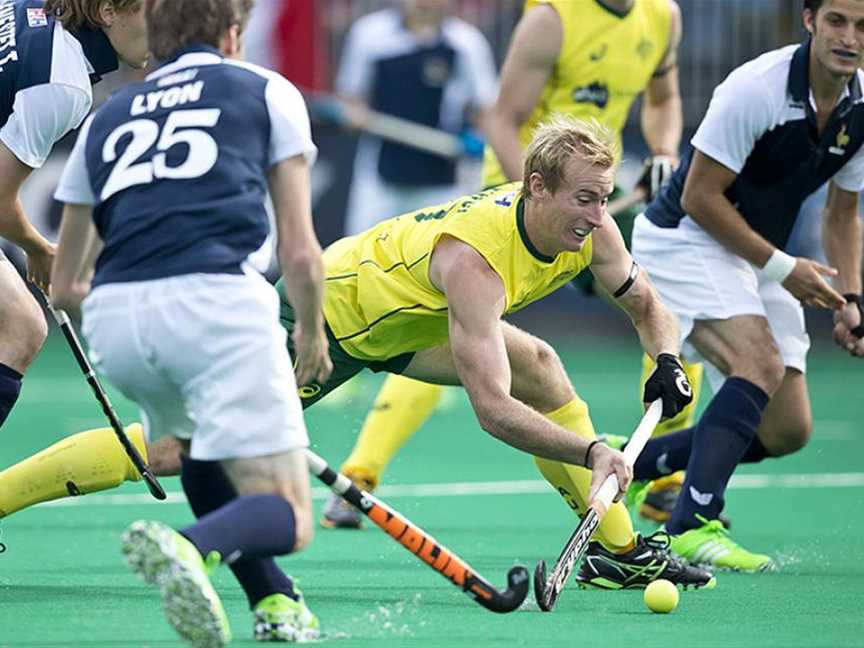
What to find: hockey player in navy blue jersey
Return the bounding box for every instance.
[50,0,331,644]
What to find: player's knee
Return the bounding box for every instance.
[767,420,812,456]
[513,339,573,409]
[4,303,48,368]
[735,350,784,395]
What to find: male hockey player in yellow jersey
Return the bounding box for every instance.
[0,117,715,591]
[327,0,701,531]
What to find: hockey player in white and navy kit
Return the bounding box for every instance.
[0,0,147,430]
[626,0,864,572]
[50,1,331,645]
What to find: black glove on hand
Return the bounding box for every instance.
[644,353,693,419]
[636,155,675,201]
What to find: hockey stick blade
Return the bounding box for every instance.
[534,400,663,611]
[307,450,529,613]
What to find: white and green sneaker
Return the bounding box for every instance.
[254,592,320,642]
[669,515,774,572]
[122,520,231,647]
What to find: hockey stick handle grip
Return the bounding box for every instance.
[592,400,663,511]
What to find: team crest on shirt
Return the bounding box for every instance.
[830,124,850,155]
[26,7,47,27]
[422,56,450,87]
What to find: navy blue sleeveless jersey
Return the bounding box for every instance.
[65,46,315,287]
[647,40,864,250]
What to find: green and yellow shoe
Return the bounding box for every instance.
[122,520,230,647]
[669,515,774,572]
[254,592,320,642]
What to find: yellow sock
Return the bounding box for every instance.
[640,354,704,437]
[342,374,443,490]
[533,398,636,553]
[0,423,147,518]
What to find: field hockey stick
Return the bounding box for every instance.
[38,291,166,501]
[306,93,482,159]
[306,450,530,613]
[533,399,663,611]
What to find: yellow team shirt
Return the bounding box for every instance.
[483,0,672,186]
[323,182,593,361]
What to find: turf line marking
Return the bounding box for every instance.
[37,471,864,508]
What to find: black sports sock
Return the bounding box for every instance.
[632,427,694,481]
[666,377,769,534]
[180,456,297,606]
[0,363,23,428]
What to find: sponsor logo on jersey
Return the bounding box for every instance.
[27,7,47,27]
[572,82,609,109]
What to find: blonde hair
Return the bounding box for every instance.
[522,115,618,199]
[44,0,142,29]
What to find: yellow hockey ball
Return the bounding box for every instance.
[644,579,679,614]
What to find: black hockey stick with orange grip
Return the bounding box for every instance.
[306,450,529,613]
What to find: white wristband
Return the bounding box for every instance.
[762,249,797,283]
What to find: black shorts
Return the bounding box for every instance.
[279,299,414,408]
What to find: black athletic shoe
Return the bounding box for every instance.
[575,531,717,590]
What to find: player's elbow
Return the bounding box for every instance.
[679,182,702,217]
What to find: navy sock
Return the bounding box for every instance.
[666,377,769,534]
[182,492,297,562]
[632,427,694,481]
[0,363,22,428]
[180,456,297,606]
[740,436,770,463]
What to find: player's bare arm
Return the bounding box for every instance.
[590,216,693,418]
[428,235,631,493]
[590,214,679,359]
[682,149,846,310]
[640,0,683,160]
[822,182,864,356]
[269,154,332,386]
[50,204,97,318]
[485,4,561,182]
[0,142,53,292]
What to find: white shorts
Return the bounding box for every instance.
[632,214,810,392]
[81,272,308,461]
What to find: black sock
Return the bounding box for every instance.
[666,377,769,534]
[0,363,22,428]
[180,456,297,606]
[632,427,694,481]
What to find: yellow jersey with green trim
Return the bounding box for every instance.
[322,182,593,361]
[482,0,672,186]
